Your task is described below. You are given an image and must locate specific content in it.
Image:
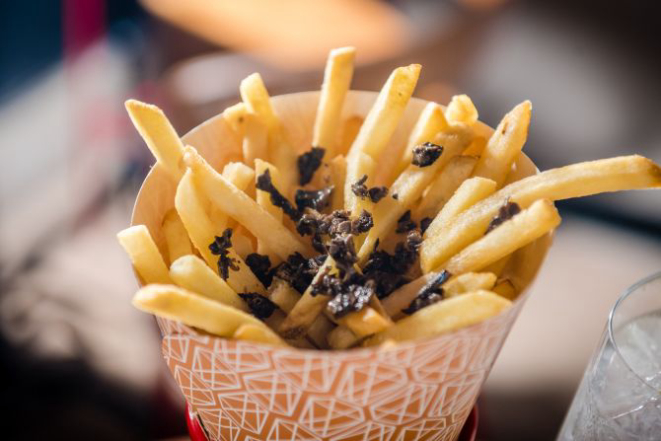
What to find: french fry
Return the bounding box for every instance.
[422,155,661,272]
[118,225,172,285]
[231,230,255,260]
[240,73,297,192]
[269,278,301,313]
[444,272,497,298]
[336,307,391,338]
[462,136,487,157]
[233,323,288,347]
[242,113,268,165]
[424,176,497,240]
[473,101,532,187]
[162,209,193,264]
[174,170,265,294]
[222,102,247,136]
[441,199,561,274]
[279,257,336,337]
[358,124,474,262]
[133,284,266,337]
[364,290,512,346]
[125,99,185,181]
[382,271,497,319]
[337,115,363,156]
[254,159,284,222]
[391,102,448,182]
[445,94,478,126]
[169,255,248,311]
[413,155,477,221]
[306,316,335,349]
[345,65,421,212]
[222,161,255,190]
[329,155,347,211]
[313,47,356,156]
[345,151,376,214]
[328,326,360,350]
[184,147,312,259]
[492,279,517,300]
[482,256,510,278]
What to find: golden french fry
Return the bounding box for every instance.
[269,279,301,313]
[184,147,312,259]
[482,256,510,278]
[242,113,268,165]
[344,151,376,214]
[222,161,255,190]
[445,94,478,126]
[413,155,477,221]
[174,170,265,294]
[364,290,512,346]
[358,124,474,261]
[118,225,172,285]
[336,307,391,338]
[442,199,561,274]
[392,102,448,182]
[422,155,661,271]
[462,136,487,157]
[169,255,248,311]
[254,159,284,222]
[133,284,266,337]
[313,47,355,156]
[337,115,363,156]
[424,176,497,239]
[473,101,532,187]
[328,326,360,350]
[345,64,421,211]
[223,102,247,136]
[492,279,517,300]
[307,316,335,349]
[233,323,288,347]
[231,230,254,260]
[279,257,336,337]
[382,271,496,319]
[125,99,185,181]
[444,272,497,298]
[329,155,347,211]
[240,73,297,192]
[162,209,193,264]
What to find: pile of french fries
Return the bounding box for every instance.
[119,47,661,350]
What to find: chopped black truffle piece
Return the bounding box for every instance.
[420,217,433,235]
[352,210,374,234]
[209,229,239,280]
[486,201,521,234]
[245,253,273,287]
[392,193,399,200]
[238,293,279,319]
[274,252,324,293]
[412,142,443,167]
[328,235,358,268]
[295,186,333,212]
[256,169,300,222]
[395,210,417,234]
[351,175,389,203]
[297,147,325,185]
[326,279,376,318]
[401,270,452,315]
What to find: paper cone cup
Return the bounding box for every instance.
[131,91,552,441]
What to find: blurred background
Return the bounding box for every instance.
[0,0,659,439]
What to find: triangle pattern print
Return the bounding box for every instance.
[158,297,525,440]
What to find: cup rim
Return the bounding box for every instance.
[607,270,661,393]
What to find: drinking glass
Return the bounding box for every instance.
[557,271,661,440]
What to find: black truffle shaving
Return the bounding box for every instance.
[209,229,240,280]
[362,231,422,299]
[420,217,433,235]
[353,210,374,234]
[274,252,325,294]
[401,270,452,315]
[327,234,358,268]
[412,142,443,167]
[326,279,376,319]
[245,253,273,287]
[238,293,279,319]
[256,169,301,222]
[296,209,373,239]
[351,175,388,203]
[295,186,333,212]
[297,147,325,185]
[486,201,521,234]
[395,210,417,234]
